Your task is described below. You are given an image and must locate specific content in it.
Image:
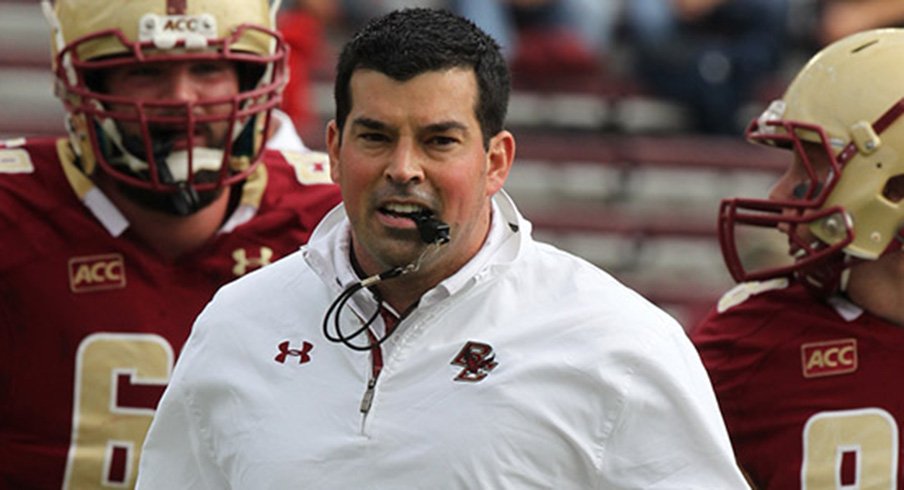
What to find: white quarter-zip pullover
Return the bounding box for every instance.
[137,192,748,489]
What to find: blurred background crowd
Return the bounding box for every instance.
[3,0,904,327]
[274,0,904,140]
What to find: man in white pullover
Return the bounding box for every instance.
[137,8,749,489]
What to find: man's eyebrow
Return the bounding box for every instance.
[350,117,388,131]
[350,118,468,134]
[424,121,468,133]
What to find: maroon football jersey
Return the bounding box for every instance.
[0,137,341,489]
[692,279,904,489]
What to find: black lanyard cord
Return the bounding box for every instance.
[321,211,451,352]
[320,247,435,352]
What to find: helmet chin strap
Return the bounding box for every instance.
[154,162,202,216]
[839,268,852,293]
[101,119,226,178]
[797,252,857,298]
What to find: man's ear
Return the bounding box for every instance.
[486,130,515,196]
[326,120,341,183]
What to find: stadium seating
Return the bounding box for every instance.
[0,0,790,328]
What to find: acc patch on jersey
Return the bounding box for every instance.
[0,143,35,174]
[68,254,127,293]
[801,338,858,378]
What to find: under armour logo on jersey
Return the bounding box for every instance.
[275,340,313,364]
[451,341,498,382]
[232,247,274,276]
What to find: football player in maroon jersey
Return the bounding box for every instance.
[0,0,340,488]
[692,28,904,489]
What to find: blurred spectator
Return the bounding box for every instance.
[278,0,338,143]
[623,0,789,135]
[337,0,614,71]
[817,0,904,45]
[451,0,616,75]
[279,1,446,145]
[338,0,447,31]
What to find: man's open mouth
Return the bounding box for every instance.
[380,203,430,221]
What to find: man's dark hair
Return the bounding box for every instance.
[334,8,510,147]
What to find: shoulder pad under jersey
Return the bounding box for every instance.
[275,150,333,185]
[0,138,35,174]
[717,278,789,313]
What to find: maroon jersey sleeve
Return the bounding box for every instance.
[220,148,341,262]
[0,139,341,489]
[691,281,904,489]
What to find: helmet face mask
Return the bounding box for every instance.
[45,0,287,214]
[719,29,904,294]
[720,119,855,292]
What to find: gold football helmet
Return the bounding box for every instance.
[43,0,287,214]
[720,28,904,293]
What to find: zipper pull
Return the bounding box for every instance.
[360,378,377,414]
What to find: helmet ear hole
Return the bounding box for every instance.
[882,174,904,203]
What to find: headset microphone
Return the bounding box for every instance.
[409,210,451,245]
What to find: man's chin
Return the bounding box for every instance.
[378,241,430,268]
[102,163,230,215]
[115,180,225,216]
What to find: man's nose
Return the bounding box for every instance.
[384,141,424,184]
[162,67,199,102]
[767,180,789,202]
[767,169,801,202]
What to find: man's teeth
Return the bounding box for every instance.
[383,203,425,215]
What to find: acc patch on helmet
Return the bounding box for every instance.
[0,141,34,174]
